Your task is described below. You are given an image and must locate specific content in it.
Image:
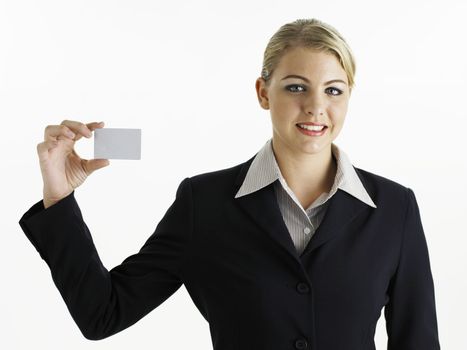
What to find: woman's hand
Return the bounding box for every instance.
[37,120,110,208]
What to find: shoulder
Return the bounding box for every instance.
[353,166,408,192]
[353,166,412,209]
[185,154,256,197]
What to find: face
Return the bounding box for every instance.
[255,47,351,157]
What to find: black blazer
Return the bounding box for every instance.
[19,154,441,350]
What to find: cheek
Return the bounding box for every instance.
[328,108,346,128]
[269,100,297,119]
[328,101,348,118]
[336,97,349,110]
[270,99,301,118]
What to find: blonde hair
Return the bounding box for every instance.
[261,18,356,91]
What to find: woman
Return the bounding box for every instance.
[19,18,441,349]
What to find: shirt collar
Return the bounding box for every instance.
[234,138,377,208]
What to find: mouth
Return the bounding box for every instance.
[296,123,328,136]
[296,123,328,132]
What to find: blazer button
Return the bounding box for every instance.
[296,282,310,294]
[295,338,308,349]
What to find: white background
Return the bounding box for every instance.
[1,0,465,348]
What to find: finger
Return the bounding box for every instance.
[44,124,76,142]
[36,140,61,160]
[87,121,105,131]
[83,158,110,175]
[60,120,95,139]
[76,121,105,142]
[45,121,105,142]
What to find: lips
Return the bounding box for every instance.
[296,122,327,127]
[296,124,327,131]
[296,124,328,136]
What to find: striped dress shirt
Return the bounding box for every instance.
[235,138,377,256]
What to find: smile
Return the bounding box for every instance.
[296,124,328,136]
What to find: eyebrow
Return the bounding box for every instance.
[281,74,347,85]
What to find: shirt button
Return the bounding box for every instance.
[295,338,308,349]
[296,282,310,294]
[303,227,311,234]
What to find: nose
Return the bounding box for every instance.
[305,92,325,116]
[307,110,323,116]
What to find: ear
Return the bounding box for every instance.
[255,77,270,110]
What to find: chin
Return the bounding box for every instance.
[299,140,330,153]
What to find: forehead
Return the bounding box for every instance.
[275,47,346,78]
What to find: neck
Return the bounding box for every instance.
[271,137,337,195]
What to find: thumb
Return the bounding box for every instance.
[85,159,110,175]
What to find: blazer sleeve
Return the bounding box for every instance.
[384,187,441,349]
[18,177,193,340]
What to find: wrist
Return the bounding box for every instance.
[43,198,58,209]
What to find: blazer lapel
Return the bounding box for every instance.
[233,156,370,264]
[301,189,368,257]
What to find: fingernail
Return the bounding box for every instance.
[67,131,75,138]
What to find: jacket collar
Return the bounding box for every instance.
[232,139,377,262]
[234,138,376,209]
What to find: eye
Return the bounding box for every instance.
[285,84,343,96]
[285,84,306,93]
[326,87,343,96]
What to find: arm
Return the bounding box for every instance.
[384,187,441,349]
[18,177,193,340]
